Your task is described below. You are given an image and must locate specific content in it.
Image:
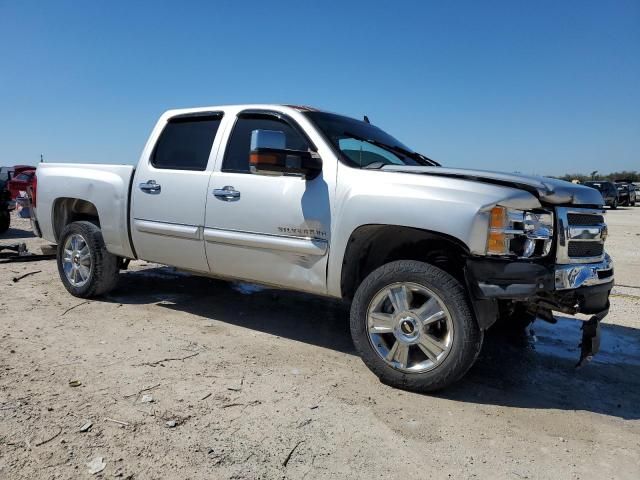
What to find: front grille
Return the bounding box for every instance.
[568,241,604,258]
[557,207,607,264]
[567,213,604,226]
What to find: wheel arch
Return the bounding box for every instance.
[52,198,100,242]
[339,224,472,301]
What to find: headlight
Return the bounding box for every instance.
[487,206,553,258]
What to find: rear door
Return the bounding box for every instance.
[131,112,224,271]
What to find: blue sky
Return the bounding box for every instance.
[1,0,638,175]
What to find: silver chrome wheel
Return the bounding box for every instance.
[366,282,454,373]
[62,233,92,287]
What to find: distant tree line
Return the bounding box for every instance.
[552,170,640,183]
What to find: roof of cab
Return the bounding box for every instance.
[163,103,325,116]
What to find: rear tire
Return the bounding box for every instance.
[57,221,119,298]
[611,199,618,210]
[350,260,483,392]
[0,210,9,234]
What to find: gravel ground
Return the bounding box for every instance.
[1,208,639,479]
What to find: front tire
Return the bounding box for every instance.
[350,260,483,392]
[57,221,119,298]
[611,199,618,210]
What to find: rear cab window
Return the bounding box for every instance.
[151,113,223,171]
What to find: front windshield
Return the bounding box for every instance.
[305,111,436,168]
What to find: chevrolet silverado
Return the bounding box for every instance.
[31,104,614,391]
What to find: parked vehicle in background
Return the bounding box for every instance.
[31,104,614,392]
[0,173,15,233]
[1,165,34,181]
[613,180,636,206]
[7,167,36,200]
[583,181,619,209]
[0,166,14,183]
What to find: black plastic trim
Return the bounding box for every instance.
[168,111,224,123]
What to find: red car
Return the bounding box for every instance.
[7,166,36,200]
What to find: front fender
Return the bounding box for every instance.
[327,166,541,297]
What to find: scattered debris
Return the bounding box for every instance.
[61,301,90,316]
[80,422,93,432]
[158,411,190,427]
[68,380,82,387]
[140,394,154,403]
[34,427,62,447]
[86,456,106,475]
[200,392,212,401]
[282,440,304,467]
[227,374,245,392]
[0,243,56,263]
[40,244,57,255]
[123,383,161,399]
[104,417,129,426]
[134,351,200,367]
[221,400,261,409]
[12,270,41,283]
[0,243,27,256]
[297,418,312,428]
[309,405,319,410]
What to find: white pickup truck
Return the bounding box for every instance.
[32,104,613,391]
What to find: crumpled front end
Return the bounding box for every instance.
[466,206,613,366]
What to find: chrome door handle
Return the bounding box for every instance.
[213,186,240,201]
[139,180,161,194]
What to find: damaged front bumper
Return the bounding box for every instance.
[465,255,614,365]
[554,254,613,291]
[466,254,613,312]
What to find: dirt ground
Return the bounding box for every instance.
[1,207,639,479]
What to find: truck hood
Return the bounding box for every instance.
[381,166,603,206]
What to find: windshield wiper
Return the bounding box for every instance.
[343,132,441,167]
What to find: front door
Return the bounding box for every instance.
[131,112,224,272]
[204,111,331,293]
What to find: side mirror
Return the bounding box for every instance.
[249,129,322,179]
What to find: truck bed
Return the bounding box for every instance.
[35,163,136,258]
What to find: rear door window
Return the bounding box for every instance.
[152,114,223,171]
